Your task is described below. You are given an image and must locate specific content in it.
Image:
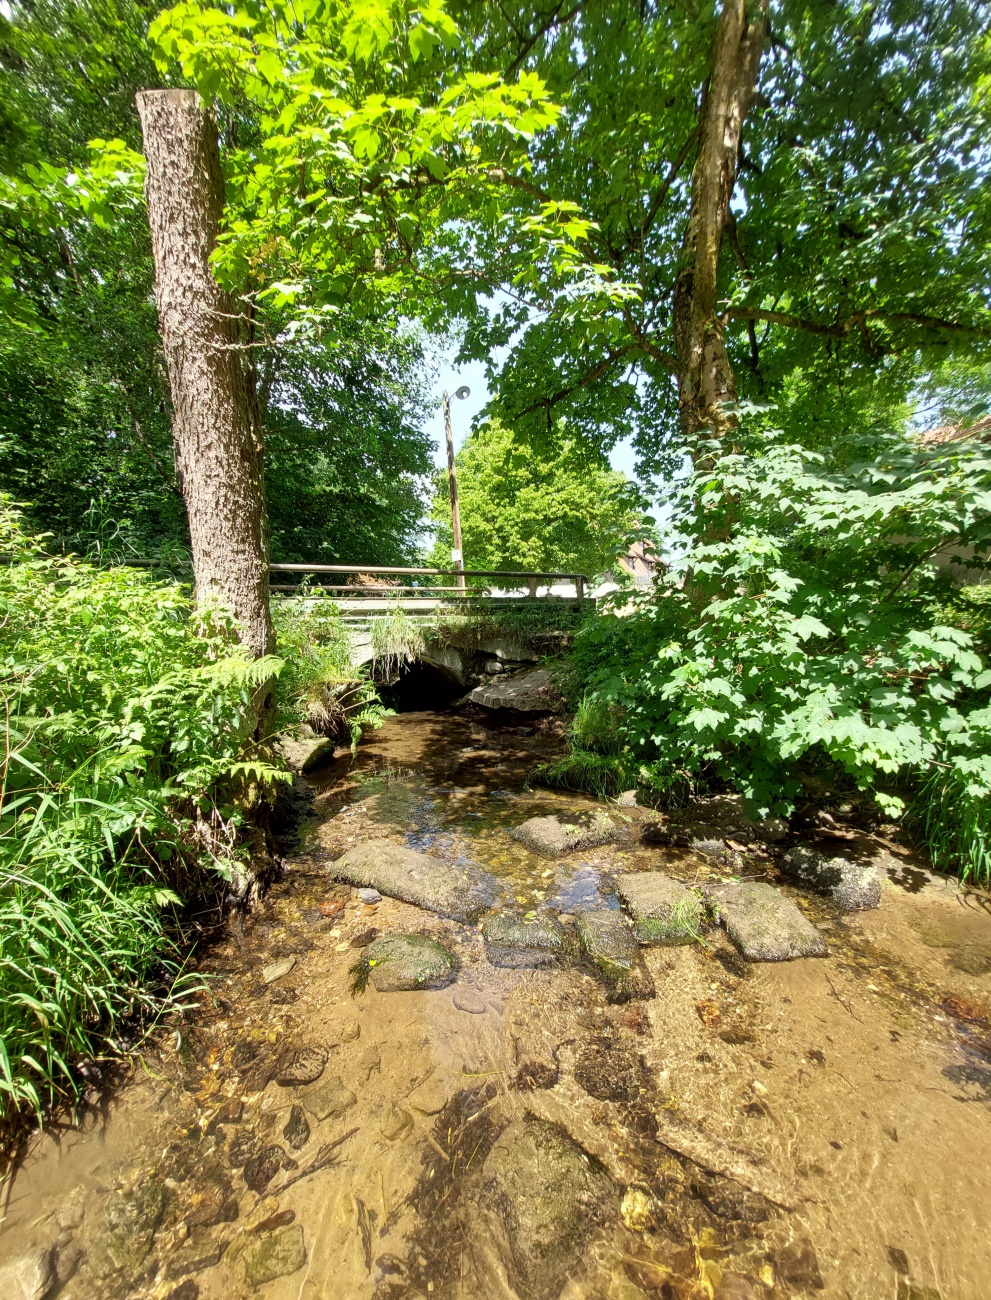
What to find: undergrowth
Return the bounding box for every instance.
[0,502,286,1126]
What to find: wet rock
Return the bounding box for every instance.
[241,1225,307,1288]
[575,910,656,1001]
[253,1210,296,1234]
[469,667,562,713]
[364,934,458,992]
[716,1275,761,1300]
[358,887,383,904]
[262,956,296,985]
[470,1117,618,1300]
[282,1104,311,1150]
[476,636,540,664]
[227,1128,261,1168]
[615,872,704,945]
[574,1040,651,1103]
[453,988,487,1014]
[339,1017,361,1044]
[89,1181,165,1279]
[897,1286,943,1300]
[704,882,828,961]
[54,1242,83,1287]
[667,794,787,846]
[332,841,496,923]
[511,812,618,857]
[300,1075,357,1121]
[616,789,639,807]
[381,1106,414,1140]
[482,912,571,968]
[0,1247,55,1300]
[692,1175,772,1224]
[277,734,336,775]
[640,822,692,848]
[164,1234,230,1281]
[165,1284,199,1300]
[211,1097,243,1127]
[243,1145,294,1195]
[408,1078,448,1114]
[185,1174,236,1228]
[783,844,882,912]
[771,1239,824,1290]
[276,1045,328,1087]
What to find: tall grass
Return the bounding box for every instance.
[911,765,991,889]
[0,501,283,1124]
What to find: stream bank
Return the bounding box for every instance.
[2,707,991,1300]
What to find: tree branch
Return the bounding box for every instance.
[723,306,991,339]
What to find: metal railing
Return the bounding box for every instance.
[269,563,589,603]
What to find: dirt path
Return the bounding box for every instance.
[2,710,991,1300]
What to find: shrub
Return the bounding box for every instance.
[0,502,283,1123]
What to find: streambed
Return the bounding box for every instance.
[2,709,991,1299]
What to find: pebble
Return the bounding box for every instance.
[339,1018,361,1044]
[357,887,383,903]
[408,1078,449,1116]
[262,957,296,985]
[452,989,487,1015]
[282,1104,311,1150]
[381,1106,413,1141]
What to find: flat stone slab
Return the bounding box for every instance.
[241,1224,307,1288]
[300,1075,357,1120]
[470,667,562,712]
[615,873,704,945]
[510,813,618,857]
[470,1118,617,1300]
[482,913,571,968]
[576,909,655,1001]
[705,882,828,961]
[365,933,458,992]
[783,844,882,912]
[331,840,496,923]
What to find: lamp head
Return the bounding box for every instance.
[454,385,471,400]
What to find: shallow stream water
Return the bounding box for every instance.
[3,709,991,1299]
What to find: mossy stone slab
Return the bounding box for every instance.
[615,872,704,945]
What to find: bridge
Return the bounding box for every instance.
[268,564,590,610]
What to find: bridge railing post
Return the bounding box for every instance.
[527,576,538,599]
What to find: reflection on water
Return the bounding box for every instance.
[2,709,991,1300]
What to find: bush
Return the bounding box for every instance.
[565,423,991,827]
[0,503,282,1123]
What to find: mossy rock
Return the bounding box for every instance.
[360,933,458,992]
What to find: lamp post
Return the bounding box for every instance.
[442,385,470,592]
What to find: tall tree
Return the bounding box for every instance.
[137,89,274,662]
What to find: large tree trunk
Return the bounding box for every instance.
[673,0,767,445]
[136,89,274,669]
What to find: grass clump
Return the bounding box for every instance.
[0,502,285,1127]
[910,764,991,888]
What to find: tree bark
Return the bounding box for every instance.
[136,89,274,666]
[673,0,767,445]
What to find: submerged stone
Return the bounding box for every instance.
[331,841,496,923]
[364,933,458,992]
[783,844,882,912]
[276,1045,327,1087]
[469,1117,618,1300]
[615,873,704,945]
[242,1145,294,1195]
[282,1104,310,1150]
[510,813,618,857]
[300,1075,357,1121]
[575,910,656,1001]
[469,667,562,712]
[89,1181,165,1279]
[241,1225,306,1288]
[0,1248,54,1300]
[482,912,571,967]
[705,882,828,961]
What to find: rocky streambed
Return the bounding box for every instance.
[3,709,991,1300]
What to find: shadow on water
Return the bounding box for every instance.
[2,708,991,1299]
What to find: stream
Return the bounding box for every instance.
[3,707,991,1299]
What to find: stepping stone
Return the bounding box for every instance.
[482,913,571,967]
[783,844,882,912]
[364,934,458,992]
[615,873,704,945]
[331,841,496,923]
[704,882,828,961]
[510,814,618,857]
[575,910,655,1001]
[300,1075,357,1121]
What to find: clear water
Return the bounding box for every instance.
[2,709,991,1299]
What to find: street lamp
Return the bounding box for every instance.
[442,385,470,593]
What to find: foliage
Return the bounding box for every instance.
[910,765,991,889]
[452,0,991,474]
[371,604,427,678]
[271,592,388,745]
[564,419,991,821]
[0,503,285,1122]
[429,420,639,577]
[432,597,586,650]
